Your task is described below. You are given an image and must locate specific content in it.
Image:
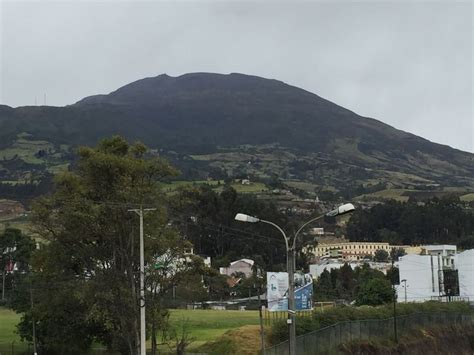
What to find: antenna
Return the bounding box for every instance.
[35,96,37,106]
[43,93,46,105]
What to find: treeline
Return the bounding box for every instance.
[347,198,474,247]
[170,185,295,271]
[313,263,396,306]
[0,176,54,205]
[0,137,295,355]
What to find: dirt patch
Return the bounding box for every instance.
[197,325,266,354]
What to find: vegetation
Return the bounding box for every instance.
[1,134,472,353]
[8,137,191,354]
[1,73,473,206]
[0,228,35,304]
[269,301,472,344]
[347,197,474,246]
[0,307,260,351]
[313,263,394,305]
[340,325,474,354]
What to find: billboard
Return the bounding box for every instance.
[267,272,313,312]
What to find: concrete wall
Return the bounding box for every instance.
[457,249,474,300]
[397,254,441,302]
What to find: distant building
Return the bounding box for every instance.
[307,241,421,261]
[309,260,394,279]
[219,258,254,278]
[310,228,324,236]
[310,242,391,261]
[0,199,25,217]
[457,249,474,300]
[397,245,461,303]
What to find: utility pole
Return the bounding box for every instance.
[2,270,5,301]
[30,282,37,355]
[257,284,265,355]
[129,206,156,355]
[287,247,296,355]
[391,260,398,343]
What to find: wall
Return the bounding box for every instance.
[397,254,441,302]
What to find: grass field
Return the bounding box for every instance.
[0,307,260,351]
[460,193,474,202]
[166,309,260,349]
[355,188,410,202]
[0,308,21,345]
[160,180,268,195]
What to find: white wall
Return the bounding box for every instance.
[397,254,441,302]
[457,249,474,301]
[309,262,344,279]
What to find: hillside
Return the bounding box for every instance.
[0,72,473,202]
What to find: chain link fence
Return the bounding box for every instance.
[265,312,474,355]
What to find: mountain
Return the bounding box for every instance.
[0,72,473,200]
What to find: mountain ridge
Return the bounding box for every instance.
[0,72,472,196]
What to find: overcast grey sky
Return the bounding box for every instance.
[1,0,473,152]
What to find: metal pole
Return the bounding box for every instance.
[129,207,156,355]
[2,271,5,301]
[258,286,265,355]
[392,260,398,343]
[30,284,37,355]
[403,280,407,303]
[139,207,146,355]
[259,220,294,355]
[287,247,296,355]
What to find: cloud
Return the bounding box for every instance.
[0,0,472,152]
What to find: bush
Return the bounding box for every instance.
[269,302,472,345]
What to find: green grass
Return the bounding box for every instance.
[166,309,259,349]
[0,307,260,350]
[0,308,21,343]
[0,308,23,346]
[159,180,223,193]
[0,139,52,165]
[460,193,474,202]
[228,182,268,193]
[355,188,410,202]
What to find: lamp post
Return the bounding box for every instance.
[401,279,407,303]
[235,203,355,355]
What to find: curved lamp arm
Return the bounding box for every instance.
[292,203,355,249]
[260,219,289,251]
[292,213,326,249]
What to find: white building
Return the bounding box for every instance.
[457,249,474,301]
[309,261,345,279]
[219,258,255,278]
[397,245,459,303]
[397,254,442,302]
[309,260,394,280]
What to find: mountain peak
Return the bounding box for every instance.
[75,72,298,106]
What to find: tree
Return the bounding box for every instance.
[355,278,393,306]
[390,247,406,261]
[170,184,290,271]
[313,269,336,301]
[373,249,389,262]
[17,136,184,354]
[0,228,35,303]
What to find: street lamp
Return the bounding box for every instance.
[401,279,408,303]
[235,203,355,355]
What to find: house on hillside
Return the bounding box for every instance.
[0,199,25,217]
[219,258,255,278]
